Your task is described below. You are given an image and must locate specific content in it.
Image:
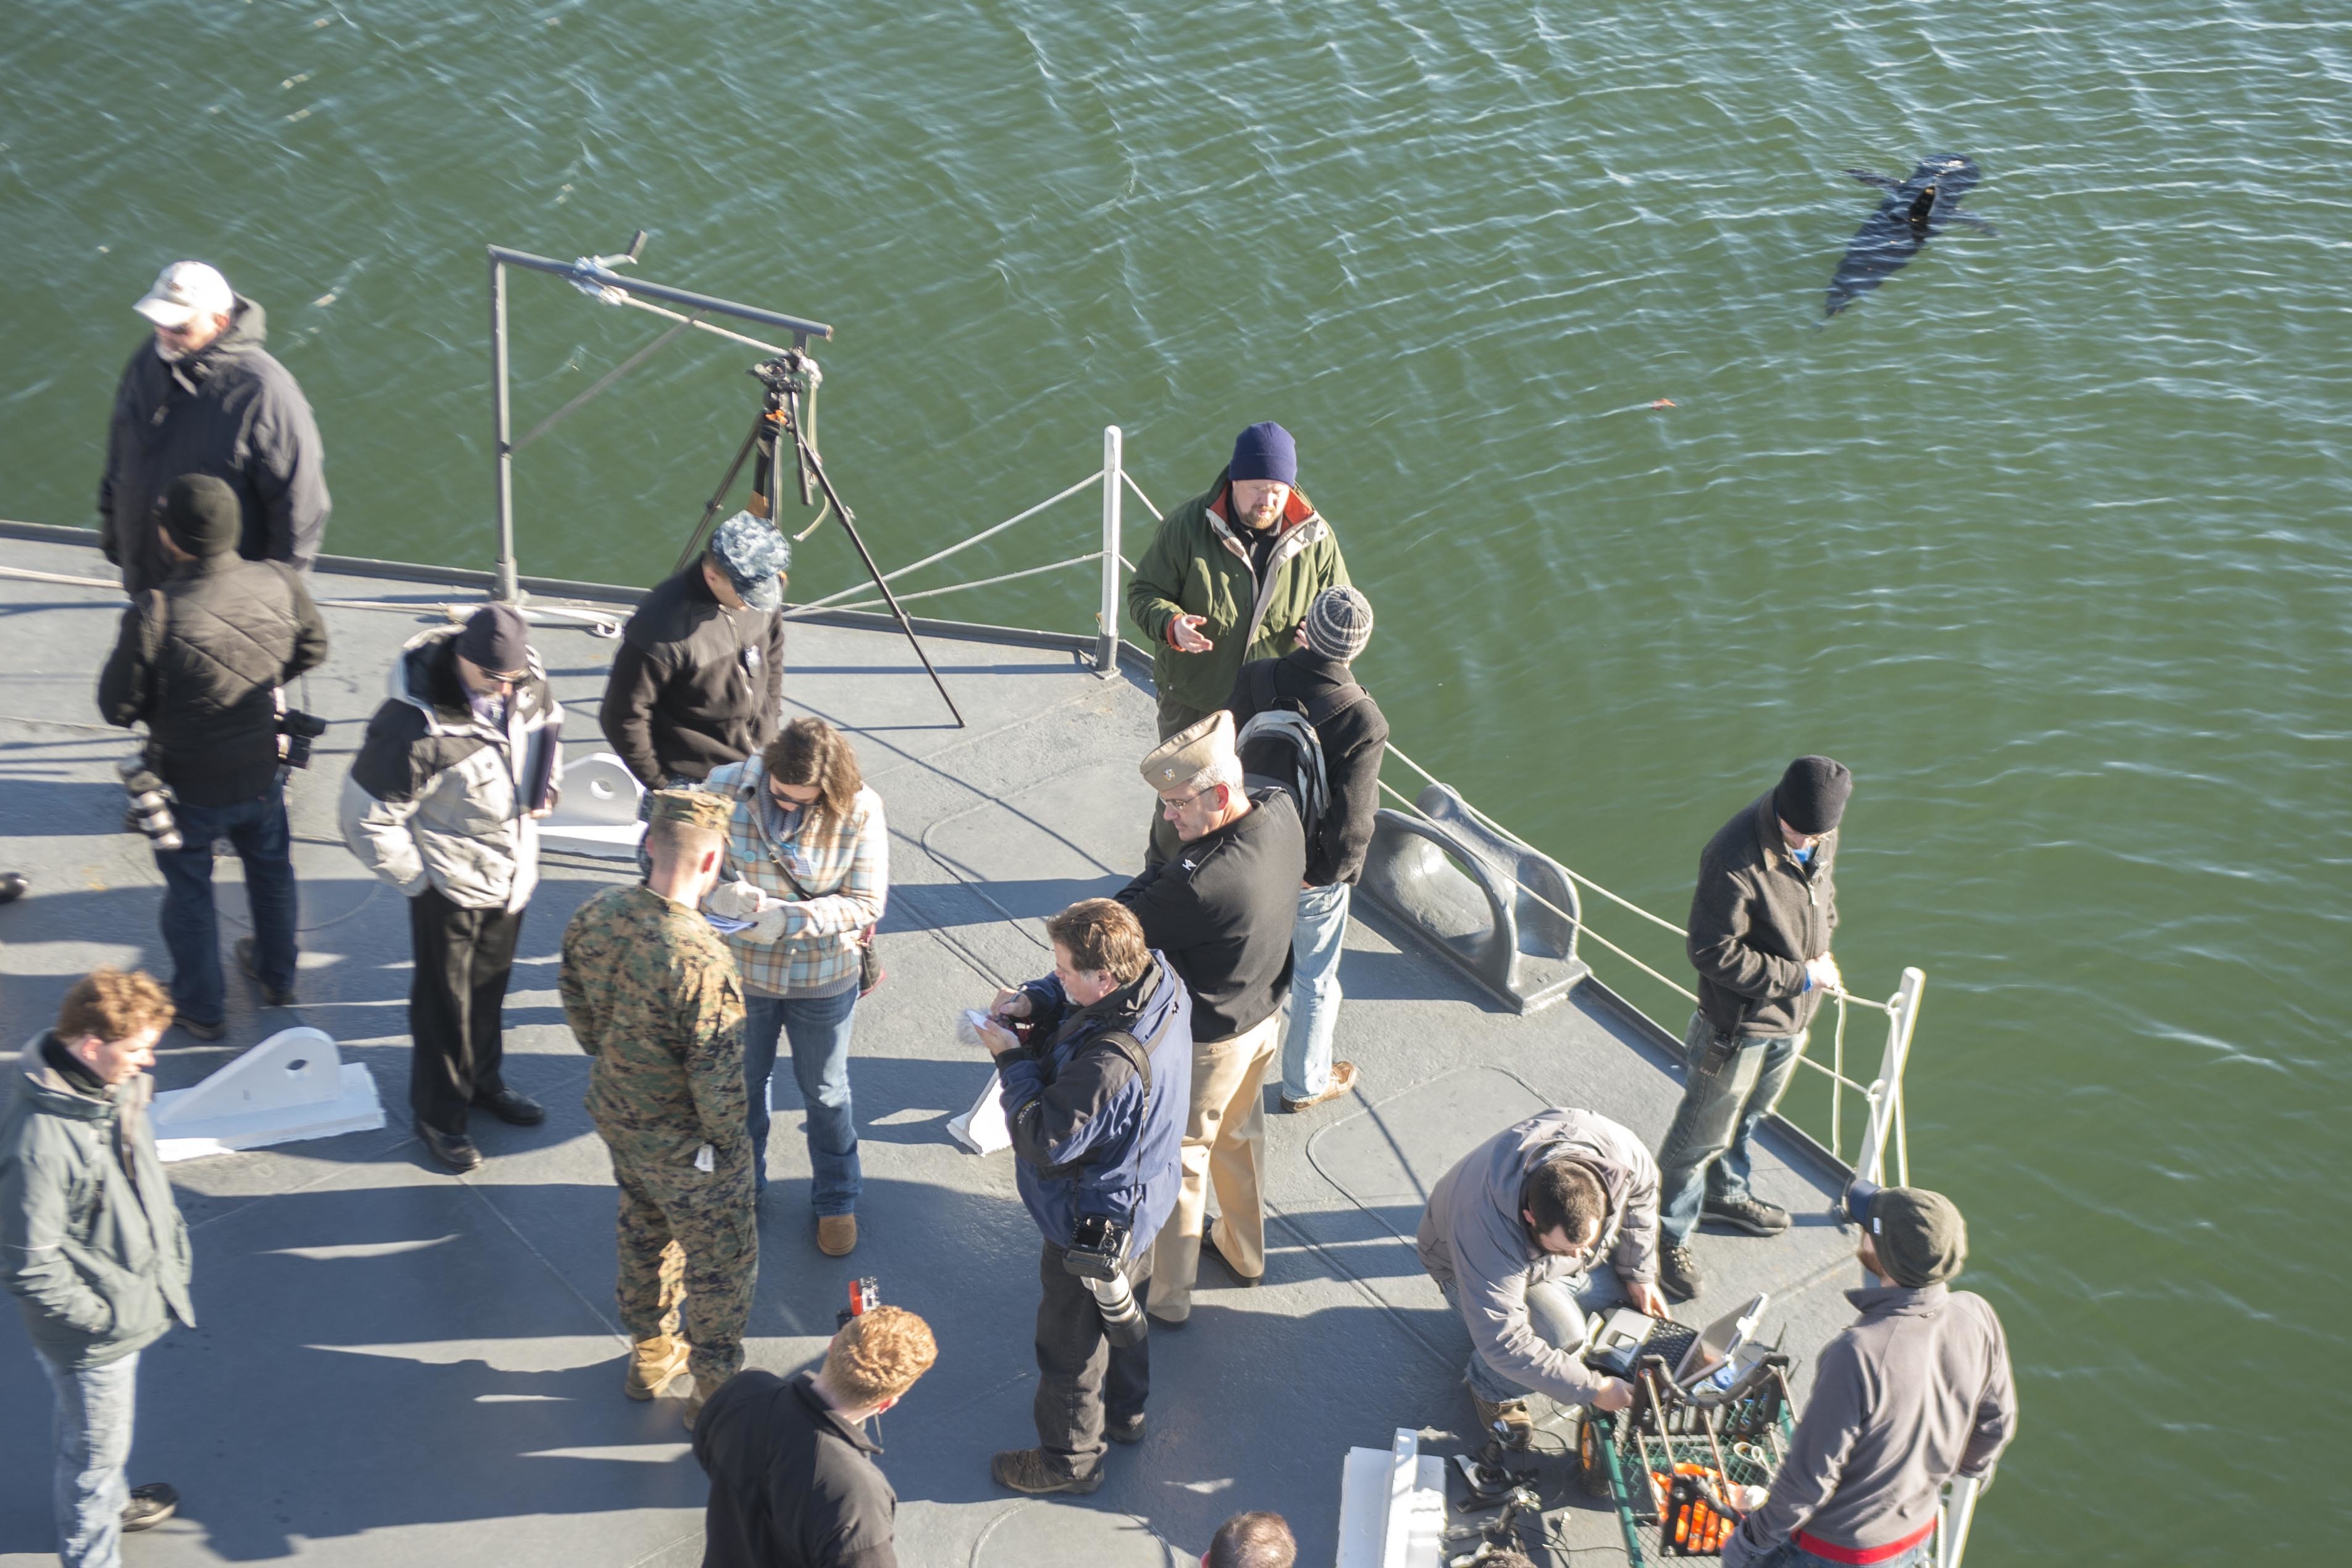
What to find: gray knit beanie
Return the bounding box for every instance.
[1303,585,1373,664]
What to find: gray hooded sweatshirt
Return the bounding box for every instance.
[1416,1109,1661,1407]
[0,1036,195,1369]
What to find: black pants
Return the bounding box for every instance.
[1034,1240,1149,1479]
[408,886,523,1134]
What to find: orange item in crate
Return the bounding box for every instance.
[1650,1463,1735,1553]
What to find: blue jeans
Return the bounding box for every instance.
[1440,1266,1626,1404]
[154,780,298,1026]
[35,1346,140,1568]
[742,988,862,1214]
[1280,881,1351,1100]
[1657,1011,1804,1246]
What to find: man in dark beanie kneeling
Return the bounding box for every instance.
[98,474,328,1041]
[1654,756,1852,1300]
[1722,1184,2015,1567]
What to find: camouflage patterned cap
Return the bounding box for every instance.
[645,787,734,836]
[1140,709,1236,791]
[709,511,791,612]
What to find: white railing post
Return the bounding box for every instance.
[1938,1474,1982,1567]
[1853,967,1926,1186]
[1096,425,1123,677]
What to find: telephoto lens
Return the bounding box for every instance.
[117,756,183,852]
[1084,1272,1149,1349]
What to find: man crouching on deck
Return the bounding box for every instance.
[1417,1108,1671,1446]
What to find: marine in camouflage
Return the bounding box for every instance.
[561,881,757,1381]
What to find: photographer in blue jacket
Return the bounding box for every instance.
[965,898,1191,1499]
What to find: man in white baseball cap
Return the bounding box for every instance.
[99,259,330,594]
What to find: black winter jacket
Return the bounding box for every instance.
[98,297,330,595]
[1116,789,1305,1041]
[599,562,786,788]
[1227,647,1390,886]
[96,553,329,806]
[694,1370,899,1568]
[1688,790,1840,1041]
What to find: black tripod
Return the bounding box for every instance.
[678,350,964,727]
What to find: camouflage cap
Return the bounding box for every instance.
[1140,709,1236,791]
[645,787,734,836]
[709,511,791,612]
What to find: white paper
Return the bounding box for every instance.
[946,1070,1011,1158]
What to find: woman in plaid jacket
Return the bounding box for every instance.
[702,718,888,1258]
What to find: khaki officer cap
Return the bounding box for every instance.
[1140,710,1236,792]
[646,788,734,835]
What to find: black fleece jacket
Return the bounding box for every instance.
[1687,790,1839,1041]
[1116,789,1305,1041]
[1227,647,1390,886]
[694,1370,898,1568]
[598,561,786,787]
[97,552,329,805]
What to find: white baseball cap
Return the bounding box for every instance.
[133,261,234,329]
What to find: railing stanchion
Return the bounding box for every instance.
[1096,426,1123,677]
[489,253,519,604]
[1854,967,1926,1186]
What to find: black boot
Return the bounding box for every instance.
[416,1119,482,1173]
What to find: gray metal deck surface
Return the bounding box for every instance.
[0,529,1868,1568]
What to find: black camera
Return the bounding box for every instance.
[117,755,182,852]
[278,709,329,769]
[1064,1216,1147,1348]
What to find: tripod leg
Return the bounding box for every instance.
[791,428,966,729]
[673,411,770,576]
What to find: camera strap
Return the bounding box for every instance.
[1086,1028,1153,1120]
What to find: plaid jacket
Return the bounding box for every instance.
[702,758,888,997]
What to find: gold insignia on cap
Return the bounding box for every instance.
[646,787,734,834]
[1139,709,1236,789]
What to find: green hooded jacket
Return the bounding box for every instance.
[0,1035,195,1368]
[1125,468,1350,716]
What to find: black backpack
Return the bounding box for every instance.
[1234,663,1371,866]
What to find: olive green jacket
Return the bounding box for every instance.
[1125,469,1350,715]
[0,1036,195,1369]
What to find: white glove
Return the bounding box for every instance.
[706,879,764,921]
[749,903,791,944]
[1804,953,1844,995]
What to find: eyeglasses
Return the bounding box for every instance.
[1158,790,1209,816]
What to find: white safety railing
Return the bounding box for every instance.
[818,426,1924,1189]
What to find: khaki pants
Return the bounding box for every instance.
[1148,1012,1281,1322]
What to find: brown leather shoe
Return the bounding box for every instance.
[817,1214,859,1257]
[681,1373,728,1432]
[623,1335,689,1401]
[1282,1060,1359,1112]
[991,1446,1102,1495]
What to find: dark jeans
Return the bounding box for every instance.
[741,989,862,1214]
[153,780,298,1026]
[407,886,523,1135]
[1657,1010,1804,1246]
[1034,1239,1149,1479]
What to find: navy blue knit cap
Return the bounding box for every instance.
[1230,422,1298,486]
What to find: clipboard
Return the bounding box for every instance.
[521,729,560,815]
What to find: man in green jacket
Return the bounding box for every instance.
[1125,422,1349,862]
[1,969,194,1566]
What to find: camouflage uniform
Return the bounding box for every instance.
[560,807,757,1385]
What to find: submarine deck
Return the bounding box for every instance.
[0,526,1873,1568]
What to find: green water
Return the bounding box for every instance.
[6,0,2348,1554]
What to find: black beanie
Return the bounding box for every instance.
[456,604,532,677]
[159,474,240,558]
[1773,755,1853,836]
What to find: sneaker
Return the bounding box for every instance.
[1658,1240,1704,1302]
[1471,1393,1534,1451]
[121,1482,178,1532]
[1703,1193,1791,1236]
[1282,1060,1360,1112]
[233,938,296,1007]
[817,1214,859,1257]
[1104,1412,1146,1445]
[415,1120,483,1173]
[991,1447,1102,1495]
[174,1013,224,1042]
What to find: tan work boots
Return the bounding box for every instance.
[623,1335,689,1401]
